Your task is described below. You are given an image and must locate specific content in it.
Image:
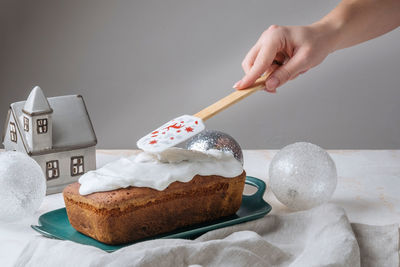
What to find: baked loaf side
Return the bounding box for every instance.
[63,171,246,245]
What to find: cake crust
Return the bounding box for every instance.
[63,171,246,244]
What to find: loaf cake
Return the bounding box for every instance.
[63,148,245,245]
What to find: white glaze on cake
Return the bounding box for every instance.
[78,148,243,195]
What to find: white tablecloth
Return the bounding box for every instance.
[14,204,400,267]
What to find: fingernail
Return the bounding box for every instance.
[266,76,279,91]
[233,80,241,89]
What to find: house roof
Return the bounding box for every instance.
[8,94,97,155]
[23,86,53,115]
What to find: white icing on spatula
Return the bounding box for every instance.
[137,65,279,152]
[137,115,205,153]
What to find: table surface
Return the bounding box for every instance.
[1,149,400,266]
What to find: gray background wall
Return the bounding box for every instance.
[1,0,399,149]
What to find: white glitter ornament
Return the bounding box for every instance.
[0,151,46,221]
[269,142,337,211]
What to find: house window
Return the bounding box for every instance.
[23,116,29,132]
[71,156,84,176]
[46,160,59,180]
[37,118,48,134]
[10,122,17,143]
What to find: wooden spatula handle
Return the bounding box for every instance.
[194,66,278,121]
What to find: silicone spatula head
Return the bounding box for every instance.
[137,115,205,153]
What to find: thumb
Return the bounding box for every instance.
[265,51,308,92]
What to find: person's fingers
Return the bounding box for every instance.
[263,52,287,76]
[241,44,260,74]
[275,52,288,65]
[236,44,277,89]
[265,49,309,92]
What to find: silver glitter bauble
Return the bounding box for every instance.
[269,142,337,211]
[186,130,243,165]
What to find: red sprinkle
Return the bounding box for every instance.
[185,127,194,132]
[149,140,157,145]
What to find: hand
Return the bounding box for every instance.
[234,24,335,92]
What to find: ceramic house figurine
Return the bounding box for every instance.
[2,86,97,194]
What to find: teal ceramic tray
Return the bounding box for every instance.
[32,176,271,252]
